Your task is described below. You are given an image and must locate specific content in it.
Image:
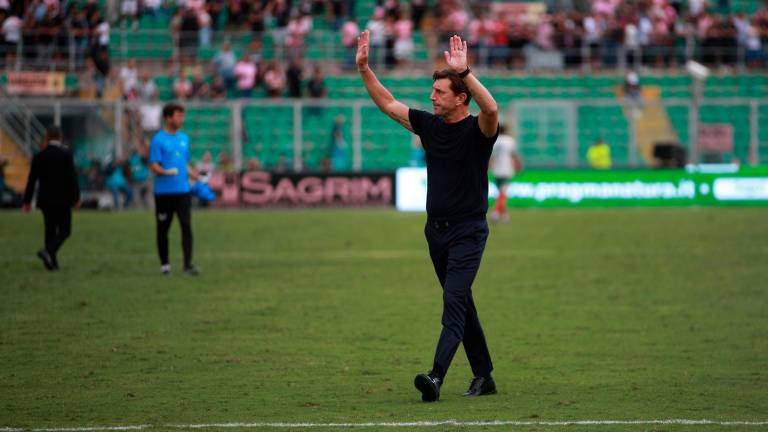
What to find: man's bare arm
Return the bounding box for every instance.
[357,30,413,133]
[150,162,177,176]
[444,35,499,138]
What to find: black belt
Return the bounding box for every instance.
[427,215,486,230]
[429,220,452,229]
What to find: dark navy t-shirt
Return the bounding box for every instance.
[408,109,498,221]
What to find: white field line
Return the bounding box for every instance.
[3,419,768,431]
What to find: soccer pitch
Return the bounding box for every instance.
[1,208,767,431]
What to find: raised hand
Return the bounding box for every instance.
[356,30,370,71]
[443,35,468,73]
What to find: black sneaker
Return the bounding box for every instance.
[183,266,199,276]
[463,376,497,397]
[414,372,442,402]
[36,249,54,271]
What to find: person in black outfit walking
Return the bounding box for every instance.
[23,127,80,271]
[357,31,500,402]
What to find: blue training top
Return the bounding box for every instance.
[149,129,191,195]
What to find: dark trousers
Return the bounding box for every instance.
[155,193,193,268]
[42,205,72,264]
[425,218,493,379]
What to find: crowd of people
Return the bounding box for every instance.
[3,0,767,78]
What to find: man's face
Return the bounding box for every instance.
[430,78,464,117]
[169,111,185,129]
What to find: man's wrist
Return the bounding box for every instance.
[458,67,471,79]
[358,66,370,73]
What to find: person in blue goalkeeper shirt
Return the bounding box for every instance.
[149,103,200,276]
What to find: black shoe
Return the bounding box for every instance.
[463,376,497,397]
[183,266,199,276]
[36,249,54,271]
[414,372,442,402]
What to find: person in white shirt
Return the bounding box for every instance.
[490,124,522,223]
[1,11,22,65]
[119,58,139,98]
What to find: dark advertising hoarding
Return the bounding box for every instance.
[207,171,394,207]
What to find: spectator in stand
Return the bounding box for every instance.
[245,37,263,73]
[213,41,237,89]
[393,9,413,67]
[93,49,110,98]
[755,7,768,55]
[263,61,285,97]
[217,151,235,178]
[535,15,556,51]
[234,54,257,97]
[119,58,139,99]
[744,16,763,67]
[326,0,344,30]
[224,0,241,26]
[306,63,326,116]
[173,69,193,99]
[69,7,90,68]
[210,75,227,99]
[341,16,359,70]
[195,150,216,182]
[491,13,511,67]
[246,157,262,171]
[552,12,581,68]
[186,0,205,13]
[190,70,210,98]
[36,5,62,65]
[82,0,99,22]
[90,10,110,59]
[622,12,641,68]
[128,142,151,208]
[411,0,426,30]
[143,0,162,18]
[105,157,133,209]
[468,9,492,67]
[78,58,98,98]
[270,0,291,58]
[307,64,327,98]
[650,13,673,67]
[121,0,139,30]
[329,115,348,171]
[139,93,163,140]
[365,7,386,67]
[176,7,200,63]
[286,56,303,98]
[383,14,397,69]
[207,0,224,29]
[1,10,22,68]
[383,0,400,20]
[438,1,469,41]
[583,12,603,68]
[285,9,312,59]
[248,1,265,34]
[199,8,212,48]
[138,71,158,100]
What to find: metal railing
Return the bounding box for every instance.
[1,28,765,73]
[17,97,768,170]
[0,87,47,157]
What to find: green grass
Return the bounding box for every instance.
[1,208,767,431]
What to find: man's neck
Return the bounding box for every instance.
[442,108,470,124]
[164,126,179,134]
